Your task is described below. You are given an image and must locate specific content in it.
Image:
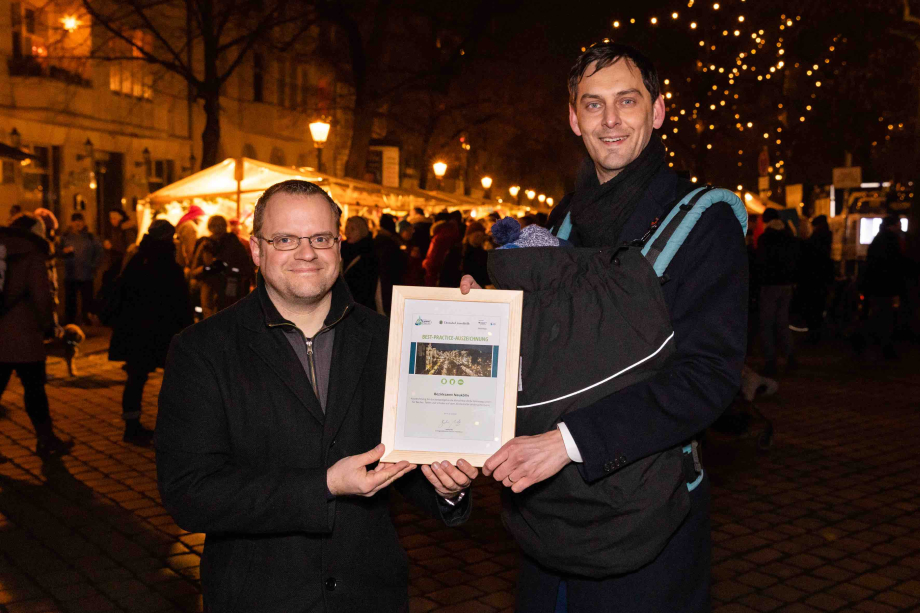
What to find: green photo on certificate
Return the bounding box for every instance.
[380,286,523,467]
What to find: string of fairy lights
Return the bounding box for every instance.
[598,1,899,194]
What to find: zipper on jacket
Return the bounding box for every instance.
[267,304,350,408]
[305,337,319,402]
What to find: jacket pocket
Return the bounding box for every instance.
[200,537,255,613]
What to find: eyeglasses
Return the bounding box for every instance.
[257,233,340,251]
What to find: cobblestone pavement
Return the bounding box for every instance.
[0,329,918,613]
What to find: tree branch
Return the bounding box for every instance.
[81,0,196,83]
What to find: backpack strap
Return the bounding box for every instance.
[641,186,748,277]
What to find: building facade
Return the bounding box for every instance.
[0,0,348,237]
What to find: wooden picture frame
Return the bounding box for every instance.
[380,286,523,467]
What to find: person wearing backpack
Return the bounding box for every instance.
[189,215,253,319]
[0,213,74,457]
[756,207,801,376]
[460,42,747,613]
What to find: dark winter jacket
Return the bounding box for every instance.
[60,227,104,282]
[191,232,254,314]
[0,227,54,363]
[373,229,404,315]
[863,227,907,297]
[756,220,800,286]
[489,167,748,581]
[800,226,833,286]
[461,243,489,288]
[156,277,469,613]
[341,236,379,311]
[107,237,193,370]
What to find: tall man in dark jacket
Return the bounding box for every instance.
[462,43,747,612]
[756,208,800,375]
[157,180,476,613]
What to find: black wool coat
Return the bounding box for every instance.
[107,237,193,370]
[156,278,469,613]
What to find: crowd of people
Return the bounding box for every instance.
[0,199,546,452]
[748,210,916,377]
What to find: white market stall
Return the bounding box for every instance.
[139,157,463,238]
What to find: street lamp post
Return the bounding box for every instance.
[525,189,536,204]
[481,176,493,200]
[309,120,331,173]
[509,185,521,206]
[433,161,447,190]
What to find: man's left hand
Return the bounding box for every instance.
[483,430,571,493]
[421,459,478,498]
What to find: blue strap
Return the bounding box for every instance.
[682,444,704,492]
[641,187,747,277]
[556,212,574,241]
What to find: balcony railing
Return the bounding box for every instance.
[7,56,92,88]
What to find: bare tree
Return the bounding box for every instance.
[79,0,317,168]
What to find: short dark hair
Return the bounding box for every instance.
[379,213,396,233]
[568,42,660,106]
[762,208,780,223]
[253,180,341,237]
[71,212,85,222]
[882,214,900,229]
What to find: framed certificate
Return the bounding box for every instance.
[380,286,523,467]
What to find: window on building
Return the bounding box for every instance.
[277,60,286,107]
[147,159,175,192]
[253,53,264,102]
[109,30,153,100]
[10,2,48,60]
[2,160,15,184]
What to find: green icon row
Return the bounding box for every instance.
[440,378,465,386]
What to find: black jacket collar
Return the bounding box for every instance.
[253,273,355,332]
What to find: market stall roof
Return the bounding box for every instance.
[145,157,461,212]
[0,142,38,162]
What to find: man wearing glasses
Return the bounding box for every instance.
[157,180,476,613]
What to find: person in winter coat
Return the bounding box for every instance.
[373,214,404,315]
[190,215,254,319]
[756,207,801,375]
[59,213,103,325]
[156,180,474,613]
[861,215,908,359]
[460,42,747,613]
[175,204,204,271]
[422,212,461,286]
[341,216,380,311]
[799,215,834,342]
[0,214,74,457]
[397,220,425,286]
[107,220,193,445]
[99,209,138,312]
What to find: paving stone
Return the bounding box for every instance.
[2,335,919,613]
[426,585,485,605]
[852,574,898,592]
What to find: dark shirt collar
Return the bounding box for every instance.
[256,272,355,330]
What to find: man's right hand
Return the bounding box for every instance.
[326,444,416,497]
[459,275,482,295]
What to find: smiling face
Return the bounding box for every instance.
[250,192,341,310]
[568,59,665,184]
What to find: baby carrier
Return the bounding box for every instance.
[486,186,747,577]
